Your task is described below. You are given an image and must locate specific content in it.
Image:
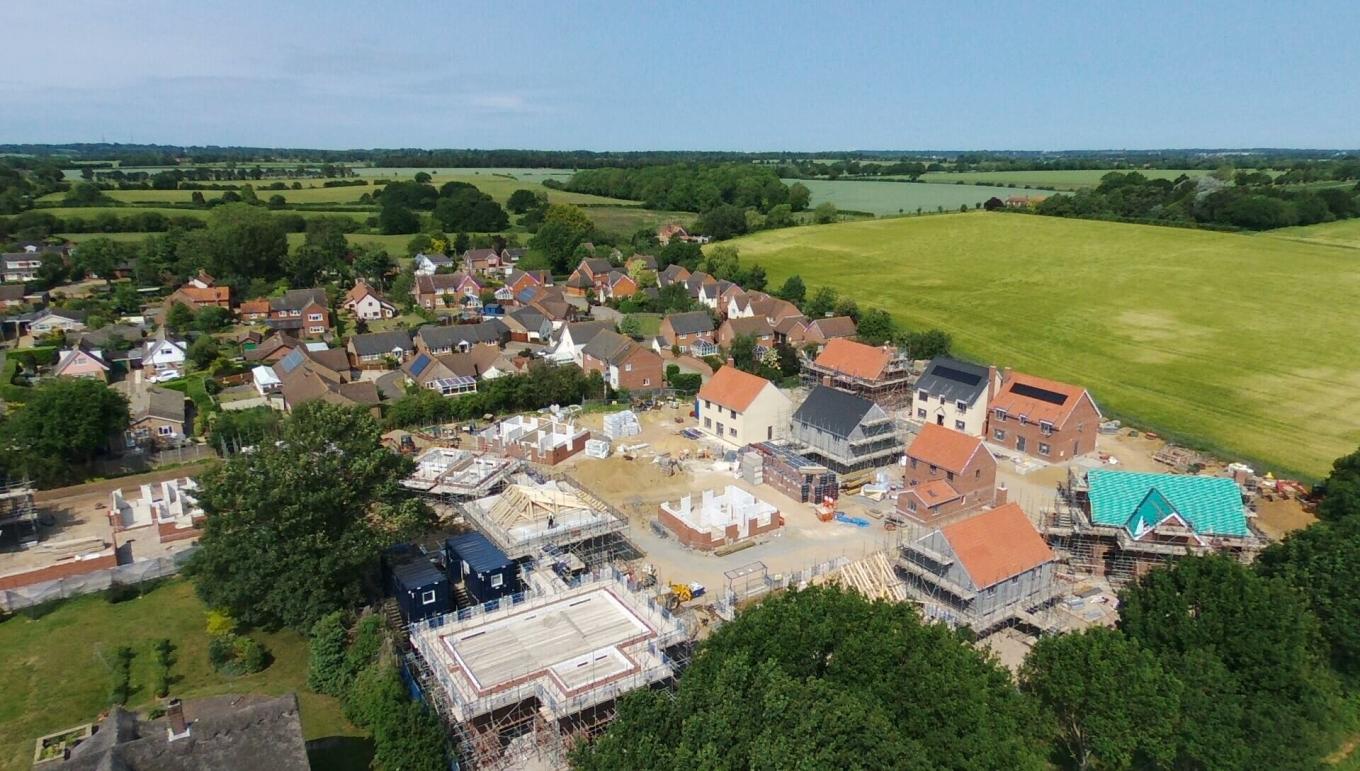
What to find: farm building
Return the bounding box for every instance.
[445,532,521,605]
[401,448,519,499]
[750,442,838,503]
[988,369,1101,461]
[390,557,452,623]
[802,338,913,406]
[476,415,590,465]
[912,356,1000,437]
[658,485,782,551]
[898,502,1058,633]
[459,475,627,561]
[408,570,688,767]
[897,424,999,523]
[695,366,792,447]
[789,385,900,472]
[1045,469,1261,584]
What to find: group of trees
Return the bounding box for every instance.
[0,377,130,487]
[372,178,511,236]
[560,164,799,215]
[384,362,606,429]
[1031,170,1360,231]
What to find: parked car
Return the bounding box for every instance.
[148,370,181,384]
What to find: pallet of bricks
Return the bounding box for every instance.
[752,442,837,503]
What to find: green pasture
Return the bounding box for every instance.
[586,206,695,236]
[0,579,360,770]
[784,178,1054,216]
[1265,218,1360,250]
[724,212,1360,478]
[915,169,1214,190]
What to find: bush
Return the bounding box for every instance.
[205,609,236,637]
[109,645,134,705]
[307,611,351,697]
[208,633,268,676]
[153,638,174,698]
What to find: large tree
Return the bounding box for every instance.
[0,378,129,487]
[528,204,594,274]
[573,587,1044,770]
[1118,555,1344,769]
[186,402,435,630]
[1020,627,1182,770]
[205,203,288,284]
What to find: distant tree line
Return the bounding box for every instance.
[1029,170,1360,231]
[559,163,801,215]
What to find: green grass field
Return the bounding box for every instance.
[586,206,695,235]
[916,169,1214,190]
[783,178,1050,215]
[1265,218,1360,250]
[37,205,373,224]
[725,212,1360,478]
[0,580,361,770]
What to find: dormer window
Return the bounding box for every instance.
[994,408,1007,421]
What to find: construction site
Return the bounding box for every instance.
[799,339,916,408]
[402,448,521,500]
[457,472,630,565]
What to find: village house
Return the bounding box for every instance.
[163,271,230,311]
[503,307,550,343]
[138,329,188,378]
[402,344,516,392]
[717,315,775,349]
[580,329,664,392]
[749,293,803,326]
[266,288,330,338]
[789,385,899,472]
[795,316,858,349]
[236,297,270,322]
[123,385,189,449]
[656,222,690,245]
[684,271,718,299]
[1,244,65,283]
[462,247,509,275]
[29,308,88,336]
[913,356,1001,436]
[505,268,551,296]
[342,278,398,320]
[413,320,508,355]
[413,251,455,275]
[897,423,999,523]
[563,258,614,298]
[988,370,1102,461]
[347,330,415,368]
[413,271,483,310]
[0,283,39,310]
[626,254,658,273]
[899,502,1057,632]
[274,347,378,415]
[804,338,913,406]
[658,311,715,351]
[695,366,792,446]
[243,331,302,363]
[52,341,110,381]
[597,270,638,302]
[546,320,614,365]
[657,263,691,288]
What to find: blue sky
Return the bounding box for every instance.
[4,1,1357,150]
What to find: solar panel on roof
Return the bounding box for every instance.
[279,349,305,373]
[934,365,982,387]
[1010,382,1068,405]
[410,354,431,375]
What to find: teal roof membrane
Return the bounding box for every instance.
[1087,470,1248,537]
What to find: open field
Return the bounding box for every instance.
[585,205,695,235]
[1265,218,1360,250]
[783,178,1051,215]
[0,579,361,770]
[35,205,372,224]
[915,169,1215,190]
[725,212,1360,478]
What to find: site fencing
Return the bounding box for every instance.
[0,547,197,613]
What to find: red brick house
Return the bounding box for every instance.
[580,329,664,392]
[163,271,230,312]
[564,258,614,298]
[413,271,483,310]
[598,270,638,302]
[988,370,1102,461]
[237,298,270,322]
[718,316,775,349]
[897,423,999,523]
[266,288,330,338]
[659,311,716,350]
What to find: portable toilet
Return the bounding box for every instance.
[390,558,451,623]
[445,532,520,603]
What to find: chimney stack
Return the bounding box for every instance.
[166,698,190,740]
[821,375,832,387]
[994,483,1008,507]
[726,356,735,368]
[1002,366,1013,383]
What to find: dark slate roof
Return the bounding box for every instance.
[793,385,878,439]
[393,559,446,590]
[446,532,512,574]
[508,306,547,331]
[269,288,327,312]
[349,330,413,357]
[581,329,635,365]
[0,284,26,301]
[665,311,714,335]
[416,320,507,350]
[60,693,311,771]
[915,356,991,406]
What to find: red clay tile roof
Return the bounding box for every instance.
[942,503,1053,590]
[238,298,270,315]
[991,371,1097,428]
[907,479,961,506]
[814,338,891,381]
[907,423,987,474]
[697,366,772,412]
[173,285,230,304]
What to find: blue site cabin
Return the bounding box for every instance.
[445,532,520,604]
[390,558,452,623]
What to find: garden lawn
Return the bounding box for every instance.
[725,212,1360,479]
[0,579,362,770]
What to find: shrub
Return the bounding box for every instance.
[307,611,351,697]
[109,645,134,705]
[152,638,174,698]
[205,609,236,637]
[208,633,268,676]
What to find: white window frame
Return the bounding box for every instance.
[993,429,1006,441]
[156,425,174,437]
[1038,442,1051,456]
[489,573,504,589]
[956,400,968,412]
[954,420,966,431]
[421,589,437,605]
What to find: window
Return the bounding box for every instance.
[157,425,174,436]
[1039,420,1054,435]
[489,573,504,589]
[1039,442,1051,456]
[954,420,966,431]
[730,408,737,419]
[290,309,301,317]
[421,590,437,605]
[975,468,982,479]
[907,498,917,512]
[704,417,711,429]
[917,390,928,401]
[956,400,968,412]
[993,429,1006,441]
[939,394,946,403]
[625,363,633,372]
[1018,415,1028,426]
[307,313,322,321]
[729,427,737,437]
[717,422,724,435]
[309,326,324,334]
[946,471,955,481]
[909,457,917,469]
[642,377,650,386]
[916,408,927,419]
[929,464,937,473]
[994,408,1007,421]
[767,426,773,440]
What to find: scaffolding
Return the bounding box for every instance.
[1041,469,1263,586]
[458,472,630,563]
[0,480,38,549]
[790,399,902,474]
[800,347,914,407]
[403,448,521,500]
[407,565,692,770]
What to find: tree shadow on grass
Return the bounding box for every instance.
[306,735,375,771]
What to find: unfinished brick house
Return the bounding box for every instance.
[897,423,999,523]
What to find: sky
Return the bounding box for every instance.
[4,1,1358,151]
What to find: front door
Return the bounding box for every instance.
[936,414,945,426]
[1016,435,1027,453]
